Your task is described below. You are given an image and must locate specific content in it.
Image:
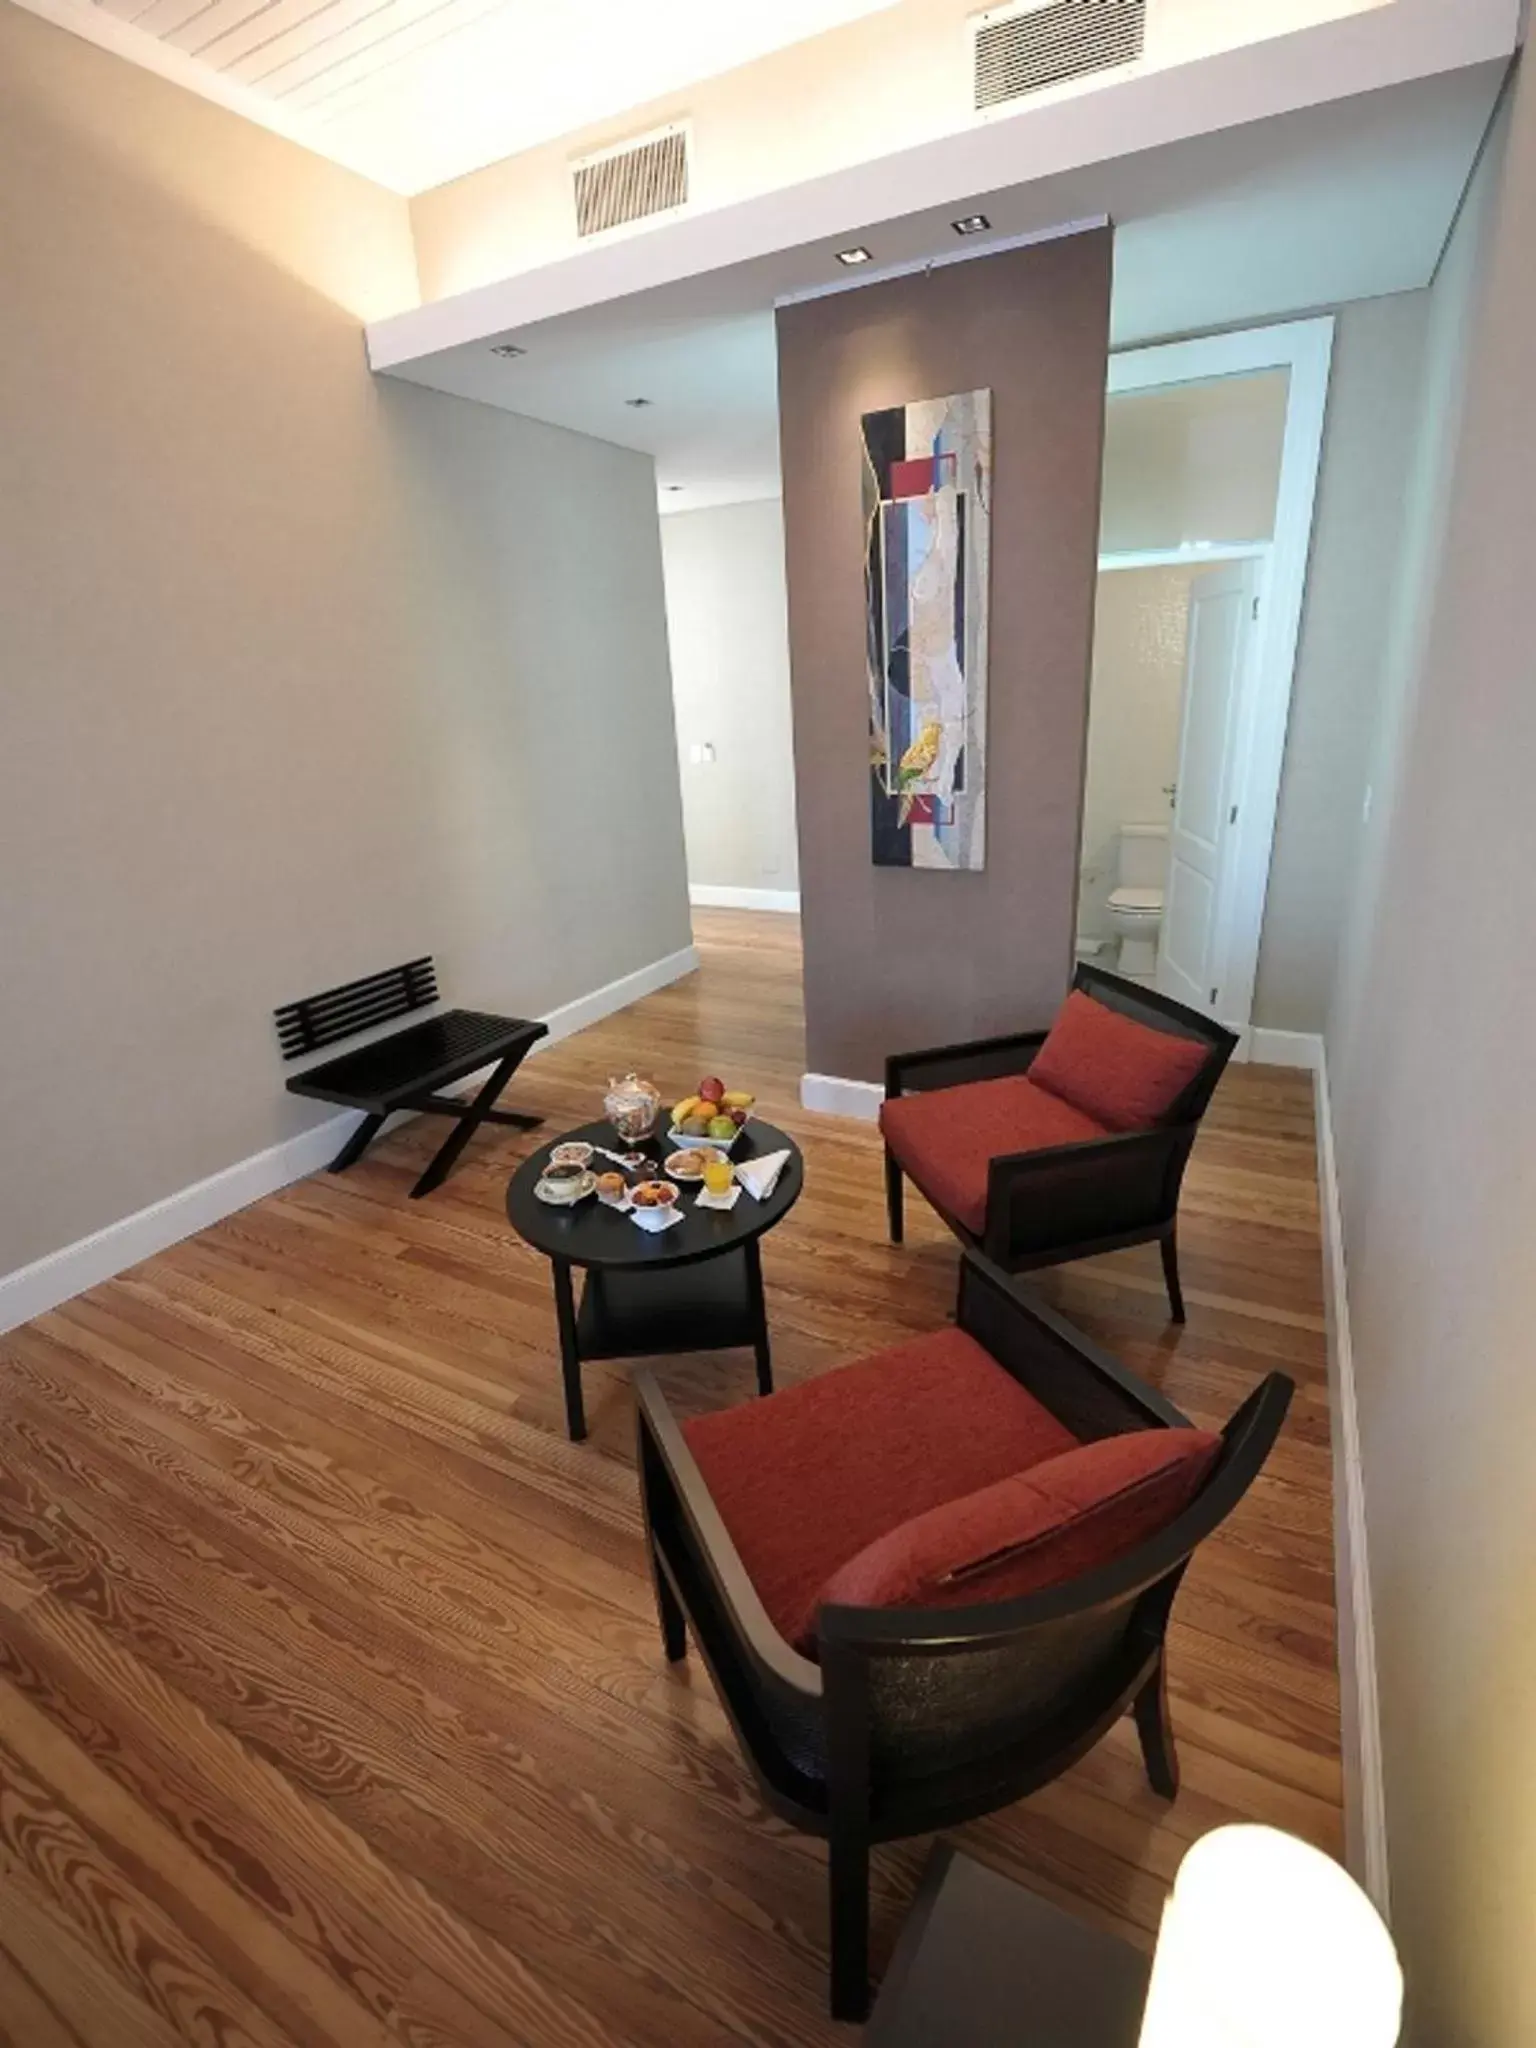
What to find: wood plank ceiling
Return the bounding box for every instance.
[74,0,900,192]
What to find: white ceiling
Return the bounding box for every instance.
[44,0,898,192]
[374,61,1508,513]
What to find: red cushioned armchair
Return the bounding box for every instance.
[636,1250,1291,2021]
[882,963,1239,1321]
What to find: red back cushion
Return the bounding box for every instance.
[1029,990,1210,1132]
[806,1427,1221,1643]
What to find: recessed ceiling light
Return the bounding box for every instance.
[625,396,653,408]
[836,246,873,266]
[952,214,991,236]
[489,342,526,357]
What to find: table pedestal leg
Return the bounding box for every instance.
[550,1258,587,1441]
[744,1238,773,1397]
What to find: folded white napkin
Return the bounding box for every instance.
[630,1203,685,1234]
[736,1149,791,1202]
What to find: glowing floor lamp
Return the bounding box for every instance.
[1138,1825,1402,2048]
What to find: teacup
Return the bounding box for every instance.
[541,1159,586,1190]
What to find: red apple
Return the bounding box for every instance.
[699,1076,725,1104]
[729,1107,748,1127]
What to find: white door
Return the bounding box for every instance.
[1156,561,1262,1018]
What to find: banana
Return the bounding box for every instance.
[721,1091,755,1111]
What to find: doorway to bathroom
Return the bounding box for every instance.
[1078,320,1333,1037]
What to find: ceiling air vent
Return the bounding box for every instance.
[572,124,689,238]
[973,0,1145,112]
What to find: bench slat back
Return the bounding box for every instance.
[275,957,438,1061]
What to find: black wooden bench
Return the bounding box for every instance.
[276,957,546,1199]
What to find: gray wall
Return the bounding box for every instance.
[660,499,799,894]
[1325,72,1536,2047]
[777,231,1113,1082]
[1253,292,1430,1032]
[0,4,689,1277]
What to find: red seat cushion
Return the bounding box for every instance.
[817,1427,1222,1625]
[879,1075,1109,1234]
[682,1327,1079,1653]
[1028,990,1211,1133]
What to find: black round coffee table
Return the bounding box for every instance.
[506,1117,804,1441]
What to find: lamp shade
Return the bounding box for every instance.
[1137,1825,1402,2048]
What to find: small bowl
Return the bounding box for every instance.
[631,1181,678,1210]
[549,1141,594,1170]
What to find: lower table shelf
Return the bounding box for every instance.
[575,1251,759,1360]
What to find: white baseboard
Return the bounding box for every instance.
[0,942,700,1338]
[689,885,800,913]
[535,943,699,1048]
[0,1111,358,1337]
[1314,1045,1390,1917]
[800,1072,883,1121]
[1248,1026,1325,1069]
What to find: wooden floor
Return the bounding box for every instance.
[0,911,1340,2047]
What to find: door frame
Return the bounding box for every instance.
[1103,317,1335,1046]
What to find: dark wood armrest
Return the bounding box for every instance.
[634,1371,822,1705]
[981,1123,1197,1270]
[957,1250,1188,1438]
[885,1029,1050,1099]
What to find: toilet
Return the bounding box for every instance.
[1108,823,1168,978]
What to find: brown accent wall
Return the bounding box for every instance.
[776,229,1113,1083]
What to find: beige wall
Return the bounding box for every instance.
[1325,68,1536,2047]
[0,4,689,1277]
[1252,291,1430,1033]
[1101,374,1289,554]
[660,499,798,896]
[1079,567,1195,942]
[777,231,1112,1083]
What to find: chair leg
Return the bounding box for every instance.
[651,1547,687,1664]
[1135,1656,1180,1799]
[1160,1227,1186,1324]
[828,1822,871,2023]
[327,1111,386,1174]
[409,1052,519,1198]
[884,1144,904,1246]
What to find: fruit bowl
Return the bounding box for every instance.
[664,1117,751,1157]
[668,1080,756,1154]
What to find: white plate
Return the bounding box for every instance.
[664,1149,718,1182]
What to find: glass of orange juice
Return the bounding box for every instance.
[702,1154,734,1198]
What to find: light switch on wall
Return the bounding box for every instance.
[688,741,717,766]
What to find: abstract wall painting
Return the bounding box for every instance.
[862,388,992,870]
